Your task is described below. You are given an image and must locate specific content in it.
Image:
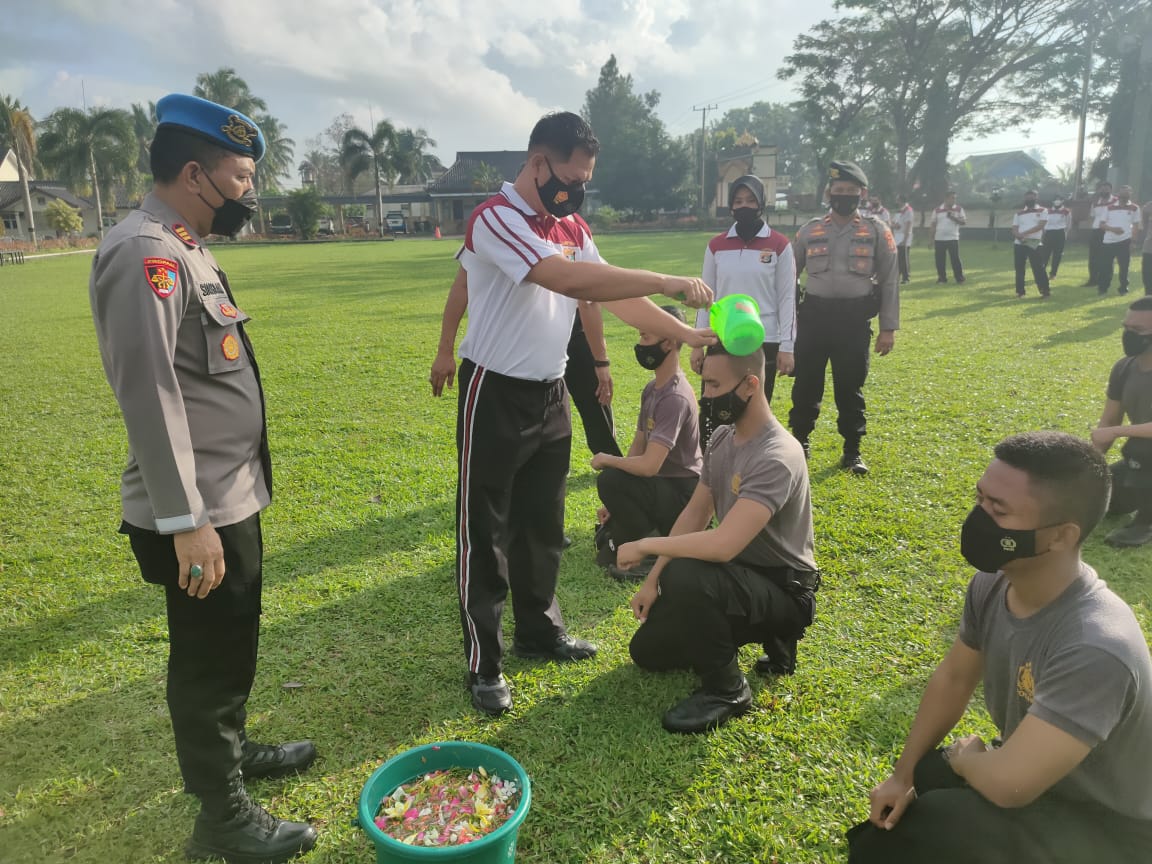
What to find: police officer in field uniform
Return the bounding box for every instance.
[789,161,899,475]
[89,94,316,864]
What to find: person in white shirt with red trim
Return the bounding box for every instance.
[1011,189,1050,298]
[1042,194,1071,278]
[891,193,915,284]
[454,111,714,716]
[690,175,796,434]
[930,191,966,284]
[1096,184,1142,296]
[1085,181,1117,288]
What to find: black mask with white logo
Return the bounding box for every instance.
[959,505,1047,573]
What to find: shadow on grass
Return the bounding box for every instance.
[1036,308,1125,347]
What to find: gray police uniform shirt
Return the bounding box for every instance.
[637,371,702,479]
[958,566,1152,821]
[1107,356,1152,466]
[793,213,900,332]
[89,193,270,534]
[700,418,816,573]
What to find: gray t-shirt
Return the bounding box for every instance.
[637,371,702,479]
[958,565,1152,820]
[1107,356,1152,465]
[700,418,816,572]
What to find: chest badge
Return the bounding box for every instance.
[143,257,179,299]
[221,334,241,361]
[1016,661,1034,704]
[731,473,741,495]
[562,245,577,262]
[760,251,774,264]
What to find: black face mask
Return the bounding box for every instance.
[200,171,258,237]
[634,342,670,370]
[732,207,761,226]
[829,194,860,217]
[959,505,1050,573]
[536,158,585,218]
[1123,329,1152,357]
[1024,198,1037,208]
[699,378,751,430]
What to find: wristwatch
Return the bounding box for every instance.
[593,360,611,368]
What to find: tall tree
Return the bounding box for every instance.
[38,106,135,240]
[340,120,397,236]
[582,55,692,217]
[251,113,295,232]
[193,68,267,118]
[129,100,157,198]
[298,144,342,195]
[0,95,39,247]
[392,127,442,184]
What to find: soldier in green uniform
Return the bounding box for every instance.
[89,94,316,864]
[788,161,900,475]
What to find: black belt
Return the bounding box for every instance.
[763,567,822,594]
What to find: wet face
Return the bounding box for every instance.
[700,353,756,400]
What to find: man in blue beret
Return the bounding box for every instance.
[89,94,317,863]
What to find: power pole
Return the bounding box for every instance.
[1073,20,1095,199]
[693,104,717,214]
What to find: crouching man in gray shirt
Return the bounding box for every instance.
[849,431,1152,863]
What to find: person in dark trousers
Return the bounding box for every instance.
[449,111,713,716]
[847,431,1152,864]
[592,305,702,582]
[1042,194,1070,278]
[789,160,900,476]
[930,191,966,284]
[1142,201,1152,295]
[1096,184,1142,296]
[1085,181,1116,288]
[89,94,317,864]
[891,194,915,284]
[1092,297,1152,547]
[622,345,818,734]
[1011,190,1050,298]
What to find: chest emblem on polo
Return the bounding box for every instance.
[731,473,741,495]
[221,333,241,361]
[1016,661,1035,704]
[562,245,577,262]
[143,256,179,299]
[760,251,774,264]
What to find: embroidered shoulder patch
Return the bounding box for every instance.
[144,257,179,299]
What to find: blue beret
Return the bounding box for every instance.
[827,160,868,188]
[155,93,265,162]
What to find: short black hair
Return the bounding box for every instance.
[993,431,1110,544]
[150,126,230,184]
[1129,297,1152,312]
[528,112,600,161]
[704,341,765,381]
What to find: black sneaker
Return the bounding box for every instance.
[241,740,317,781]
[467,673,512,716]
[956,276,966,284]
[608,556,656,582]
[187,780,316,864]
[513,634,598,662]
[841,452,869,475]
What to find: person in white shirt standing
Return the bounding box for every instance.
[891,193,915,284]
[1042,194,1071,278]
[1085,181,1117,288]
[1096,184,1142,296]
[1011,190,1050,298]
[454,111,714,715]
[930,190,966,284]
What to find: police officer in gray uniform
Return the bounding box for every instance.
[89,94,316,864]
[789,161,899,475]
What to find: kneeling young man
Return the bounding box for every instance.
[619,345,819,733]
[591,305,702,581]
[849,431,1152,864]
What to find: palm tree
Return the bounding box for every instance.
[252,114,295,233]
[471,162,503,193]
[341,120,397,237]
[0,95,39,247]
[193,68,267,118]
[129,101,157,199]
[38,107,135,240]
[393,127,441,184]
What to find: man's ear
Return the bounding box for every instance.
[1048,521,1082,552]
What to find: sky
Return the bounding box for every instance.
[1,0,1099,188]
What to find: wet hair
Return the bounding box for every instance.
[528,112,600,161]
[704,342,765,382]
[150,126,229,184]
[993,432,1110,544]
[1129,297,1152,312]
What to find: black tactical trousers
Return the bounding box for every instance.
[1042,229,1065,275]
[565,323,621,458]
[1099,239,1132,294]
[122,513,263,796]
[596,468,696,547]
[789,299,872,451]
[1014,244,1050,296]
[934,240,964,281]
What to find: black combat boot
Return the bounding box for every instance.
[187,777,317,863]
[238,730,317,780]
[754,633,798,676]
[661,657,752,734]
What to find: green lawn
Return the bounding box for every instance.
[1,235,1148,864]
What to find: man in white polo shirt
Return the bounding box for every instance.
[1043,194,1071,279]
[455,111,714,715]
[891,194,914,284]
[1086,181,1117,288]
[1097,184,1142,296]
[930,191,966,284]
[1011,189,1050,298]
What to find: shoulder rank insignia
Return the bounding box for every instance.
[144,257,179,299]
[171,224,197,248]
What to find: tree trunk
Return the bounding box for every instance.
[15,141,36,248]
[373,152,384,237]
[90,148,105,240]
[913,79,952,205]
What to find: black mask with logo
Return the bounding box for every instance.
[1122,329,1152,357]
[536,158,585,218]
[699,378,751,443]
[200,171,258,238]
[829,193,861,217]
[634,342,670,370]
[959,505,1049,573]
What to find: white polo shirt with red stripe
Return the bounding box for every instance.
[1044,207,1070,232]
[1098,201,1143,244]
[458,182,603,381]
[1012,206,1047,245]
[933,205,965,241]
[695,223,797,352]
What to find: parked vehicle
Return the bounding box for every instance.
[385,211,407,234]
[269,213,293,236]
[318,217,335,235]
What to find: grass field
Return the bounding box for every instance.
[2,234,1149,864]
